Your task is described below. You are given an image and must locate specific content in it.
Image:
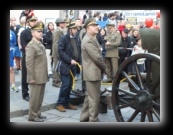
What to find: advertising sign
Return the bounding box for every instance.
[124,10,157,22]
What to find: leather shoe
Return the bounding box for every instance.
[28,118,44,122]
[56,105,66,112]
[23,96,29,101]
[52,82,62,88]
[39,116,47,119]
[65,104,77,110]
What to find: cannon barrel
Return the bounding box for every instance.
[139,28,160,56]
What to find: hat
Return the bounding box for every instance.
[31,22,44,31]
[64,18,70,27]
[106,23,115,27]
[55,18,65,24]
[26,15,37,22]
[123,28,129,34]
[83,18,98,29]
[68,21,77,29]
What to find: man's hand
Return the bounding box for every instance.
[105,41,110,49]
[71,59,76,65]
[30,80,35,84]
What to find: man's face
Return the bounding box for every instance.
[59,22,66,28]
[10,17,16,27]
[107,26,114,33]
[28,19,37,27]
[122,31,128,38]
[32,30,43,40]
[70,27,78,35]
[75,20,82,26]
[133,30,139,37]
[87,24,99,34]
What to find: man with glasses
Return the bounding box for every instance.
[26,22,49,122]
[80,18,106,122]
[20,14,38,101]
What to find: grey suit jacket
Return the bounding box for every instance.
[52,27,64,58]
[26,39,49,84]
[81,32,106,81]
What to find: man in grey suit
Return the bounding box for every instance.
[52,18,66,87]
[80,18,106,122]
[26,22,49,122]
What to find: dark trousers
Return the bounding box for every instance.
[81,71,86,94]
[21,52,29,98]
[56,73,72,106]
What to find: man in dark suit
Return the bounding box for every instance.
[56,21,81,112]
[20,13,38,101]
[80,18,106,122]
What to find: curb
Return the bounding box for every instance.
[10,103,56,118]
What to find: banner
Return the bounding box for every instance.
[96,21,106,28]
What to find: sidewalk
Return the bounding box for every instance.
[10,72,134,122]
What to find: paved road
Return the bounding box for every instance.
[10,71,156,123]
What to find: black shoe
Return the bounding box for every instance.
[28,118,44,122]
[23,96,29,101]
[39,116,47,119]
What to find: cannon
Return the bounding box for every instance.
[111,28,160,122]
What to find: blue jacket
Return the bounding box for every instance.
[57,31,81,75]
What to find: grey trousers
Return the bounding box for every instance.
[52,57,61,84]
[80,81,101,122]
[28,83,45,120]
[105,57,118,81]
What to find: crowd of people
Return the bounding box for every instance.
[10,10,159,122]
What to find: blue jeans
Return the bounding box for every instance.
[56,73,72,106]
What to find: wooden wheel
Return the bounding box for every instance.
[112,53,160,122]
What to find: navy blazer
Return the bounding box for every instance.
[57,32,81,75]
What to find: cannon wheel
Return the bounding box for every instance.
[112,53,160,122]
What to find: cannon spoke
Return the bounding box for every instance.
[150,107,160,121]
[134,61,144,90]
[140,111,146,122]
[121,71,140,91]
[152,100,160,109]
[151,94,160,100]
[116,99,136,109]
[127,109,140,122]
[116,87,137,97]
[146,110,154,122]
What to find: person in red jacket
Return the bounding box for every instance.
[118,20,126,35]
